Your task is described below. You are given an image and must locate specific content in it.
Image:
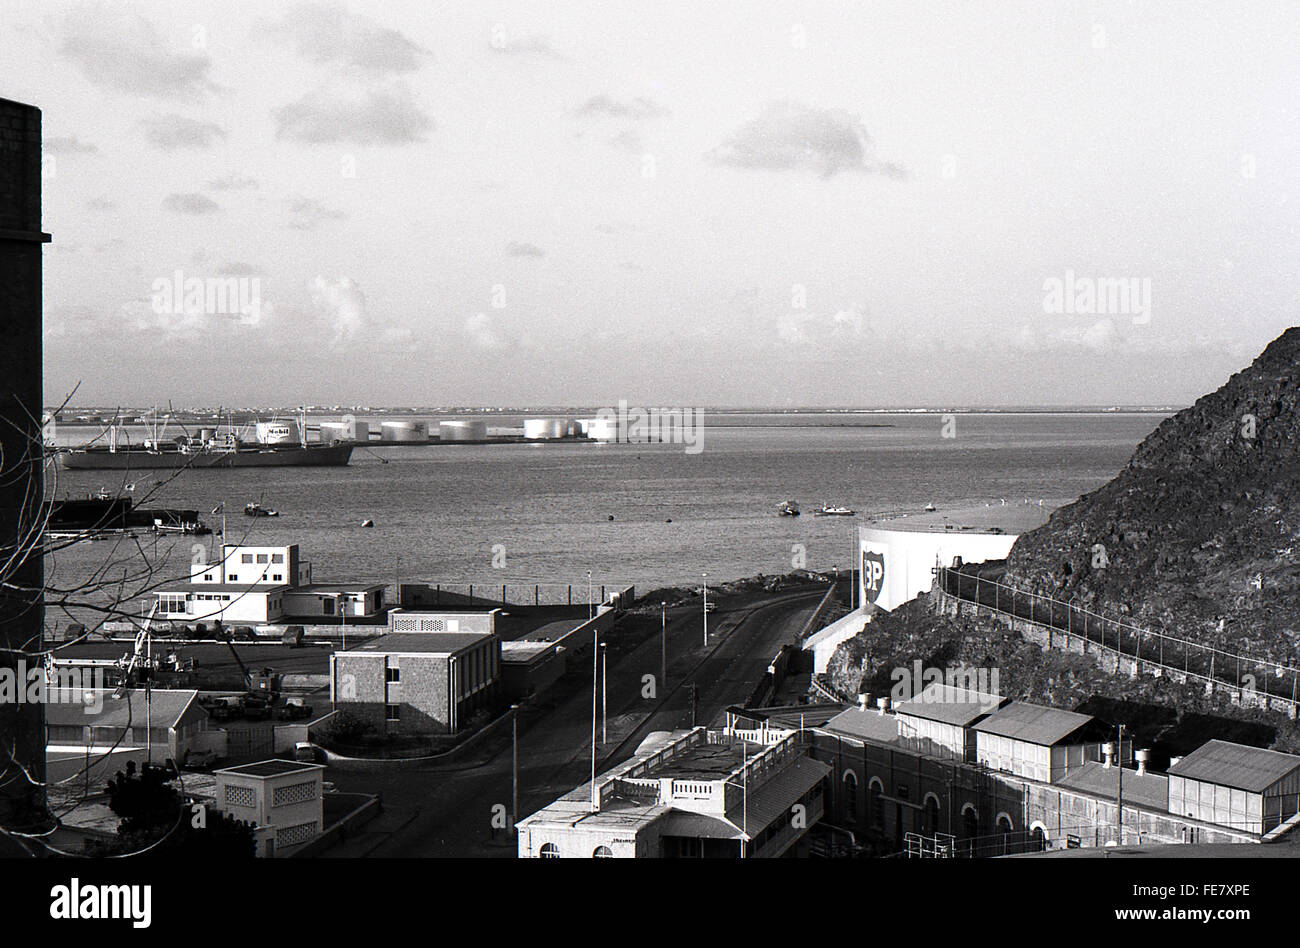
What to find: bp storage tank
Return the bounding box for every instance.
[380,420,428,442]
[523,418,566,440]
[438,420,488,442]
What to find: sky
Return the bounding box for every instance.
[5,0,1299,408]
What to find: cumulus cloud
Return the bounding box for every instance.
[709,101,905,179]
[162,192,220,215]
[505,241,546,258]
[266,2,428,74]
[273,83,432,144]
[207,172,259,191]
[57,4,216,100]
[463,311,510,350]
[138,114,227,150]
[310,275,417,350]
[775,308,867,346]
[488,32,565,59]
[283,196,347,230]
[45,134,97,154]
[576,95,669,120]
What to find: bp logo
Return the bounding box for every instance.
[862,550,885,604]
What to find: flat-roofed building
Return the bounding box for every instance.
[517,728,830,858]
[1168,740,1300,836]
[972,702,1128,783]
[330,631,501,735]
[388,608,498,636]
[212,759,325,857]
[893,682,1007,762]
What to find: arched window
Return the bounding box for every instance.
[592,846,613,858]
[923,794,941,835]
[842,771,858,821]
[1030,824,1047,851]
[869,779,884,829]
[539,843,560,858]
[961,805,979,841]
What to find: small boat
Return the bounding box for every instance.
[924,502,937,512]
[361,519,374,528]
[244,502,279,518]
[813,502,856,517]
[777,500,801,517]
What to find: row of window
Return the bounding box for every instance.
[538,843,612,858]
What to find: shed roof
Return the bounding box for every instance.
[1056,761,1169,810]
[347,631,493,655]
[45,688,203,730]
[972,702,1093,746]
[1168,740,1300,793]
[894,682,1005,727]
[821,707,901,744]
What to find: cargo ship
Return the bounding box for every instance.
[59,417,353,470]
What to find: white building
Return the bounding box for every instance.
[213,759,325,857]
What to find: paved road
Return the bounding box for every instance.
[323,586,827,857]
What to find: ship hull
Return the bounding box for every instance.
[60,442,354,470]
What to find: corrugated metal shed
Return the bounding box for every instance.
[972,702,1093,746]
[1168,739,1300,793]
[822,707,902,744]
[893,682,1006,727]
[46,688,202,730]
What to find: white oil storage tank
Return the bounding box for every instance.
[255,422,296,444]
[320,418,369,442]
[439,420,488,441]
[584,417,619,442]
[381,420,428,442]
[523,418,566,440]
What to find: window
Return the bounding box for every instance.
[923,795,941,835]
[272,574,281,581]
[228,575,237,582]
[385,704,400,721]
[257,554,268,563]
[592,846,613,858]
[539,843,560,858]
[276,821,318,848]
[323,599,334,615]
[386,667,400,683]
[242,554,253,564]
[271,553,283,563]
[273,781,318,807]
[843,771,858,821]
[870,781,884,829]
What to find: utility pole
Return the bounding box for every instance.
[702,572,708,645]
[511,703,519,833]
[600,642,608,744]
[590,628,599,811]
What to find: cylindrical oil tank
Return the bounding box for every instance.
[585,417,619,441]
[319,422,349,443]
[439,420,488,441]
[381,420,428,442]
[523,418,566,440]
[255,422,296,444]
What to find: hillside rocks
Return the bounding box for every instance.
[1004,327,1300,665]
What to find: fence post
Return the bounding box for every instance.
[535,584,539,606]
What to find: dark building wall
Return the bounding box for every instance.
[0,97,48,833]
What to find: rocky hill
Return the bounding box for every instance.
[1004,327,1300,666]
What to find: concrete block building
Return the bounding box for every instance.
[971,702,1127,783]
[331,631,501,735]
[1167,740,1300,836]
[212,759,325,857]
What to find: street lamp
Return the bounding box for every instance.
[661,602,667,691]
[511,703,519,833]
[587,569,593,621]
[702,572,708,646]
[600,642,608,744]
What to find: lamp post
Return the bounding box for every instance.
[661,602,667,691]
[600,642,608,744]
[590,625,599,812]
[511,703,519,833]
[702,572,708,646]
[587,569,593,621]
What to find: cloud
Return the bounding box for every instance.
[57,4,216,100]
[162,193,221,215]
[506,241,546,258]
[576,95,669,120]
[273,83,433,144]
[266,2,429,74]
[464,311,510,350]
[45,134,97,154]
[709,101,905,178]
[217,262,263,276]
[207,172,259,191]
[309,275,417,350]
[488,33,565,59]
[283,196,347,230]
[775,307,868,346]
[138,114,227,150]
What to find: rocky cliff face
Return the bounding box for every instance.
[1004,327,1300,665]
